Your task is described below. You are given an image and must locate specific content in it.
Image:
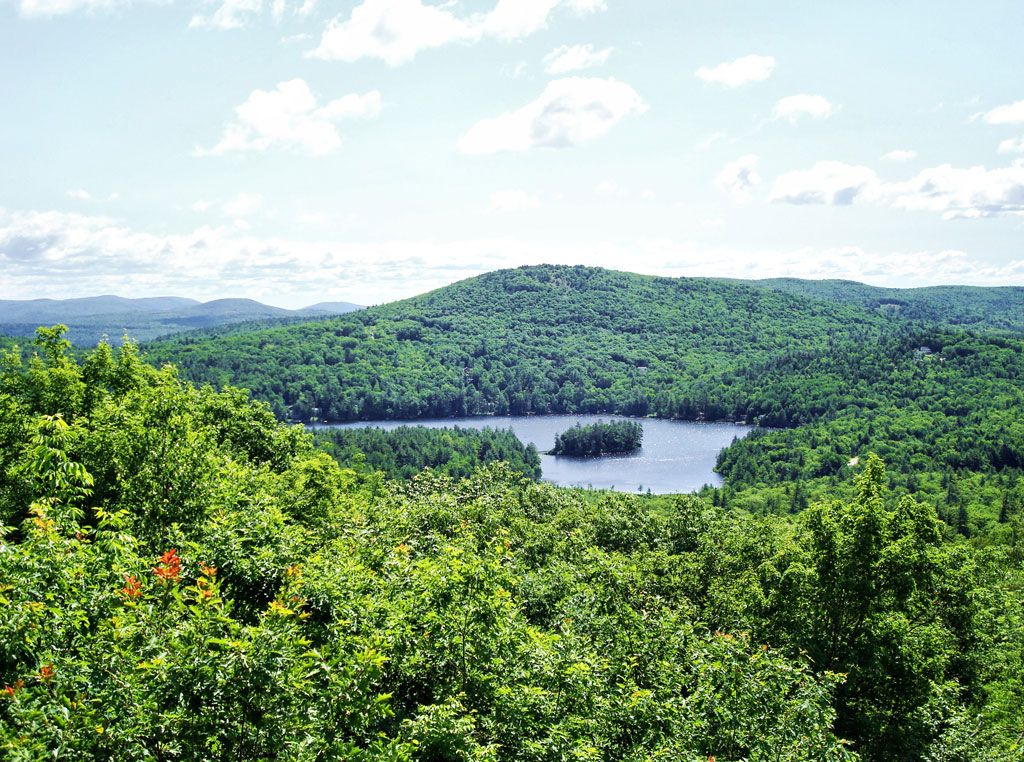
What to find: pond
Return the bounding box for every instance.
[312,415,752,495]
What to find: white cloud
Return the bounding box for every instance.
[482,0,604,40]
[773,94,837,123]
[313,90,385,120]
[886,161,1024,219]
[197,79,383,156]
[695,54,775,88]
[769,161,879,206]
[308,0,476,65]
[221,193,263,216]
[3,207,1022,307]
[637,241,1021,285]
[271,0,314,22]
[459,76,646,154]
[594,180,617,195]
[67,188,118,202]
[485,189,541,213]
[768,159,1024,219]
[977,100,1024,125]
[15,0,316,22]
[715,154,761,203]
[696,131,727,151]
[482,0,560,39]
[13,0,129,17]
[882,149,917,162]
[189,0,261,30]
[543,43,612,74]
[309,0,606,65]
[998,136,1024,154]
[192,200,216,212]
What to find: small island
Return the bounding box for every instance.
[550,419,644,457]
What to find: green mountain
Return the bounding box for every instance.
[0,295,363,346]
[6,274,1024,760]
[727,277,1024,334]
[147,264,892,422]
[144,265,1024,532]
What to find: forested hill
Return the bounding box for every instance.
[147,265,893,422]
[727,277,1024,334]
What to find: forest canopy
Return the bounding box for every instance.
[2,326,1022,760]
[141,266,1024,531]
[312,424,542,481]
[550,419,643,457]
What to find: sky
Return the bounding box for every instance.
[2,0,1024,308]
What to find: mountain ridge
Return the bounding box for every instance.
[724,277,1024,333]
[146,264,896,422]
[0,295,364,345]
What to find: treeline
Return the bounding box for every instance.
[550,419,643,456]
[733,278,1024,335]
[146,265,891,422]
[713,329,1024,484]
[700,464,1024,545]
[2,328,1022,760]
[312,424,542,481]
[142,265,1024,482]
[136,266,1024,541]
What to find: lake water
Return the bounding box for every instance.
[313,415,752,495]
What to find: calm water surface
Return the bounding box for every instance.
[313,415,751,494]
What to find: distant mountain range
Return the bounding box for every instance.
[0,295,363,345]
[6,274,1021,349]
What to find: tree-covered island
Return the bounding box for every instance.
[550,419,643,456]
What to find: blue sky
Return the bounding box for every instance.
[2,0,1023,307]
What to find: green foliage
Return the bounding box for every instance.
[1,326,1022,761]
[732,277,1024,335]
[141,266,1024,538]
[550,419,643,456]
[707,329,1024,538]
[314,425,542,481]
[146,265,891,422]
[0,326,864,760]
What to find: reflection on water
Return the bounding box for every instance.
[311,414,752,495]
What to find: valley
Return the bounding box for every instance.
[2,265,1023,760]
[315,415,750,493]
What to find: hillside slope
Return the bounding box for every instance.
[730,278,1024,334]
[9,333,1020,759]
[148,265,892,422]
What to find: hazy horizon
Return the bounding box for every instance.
[4,266,1024,312]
